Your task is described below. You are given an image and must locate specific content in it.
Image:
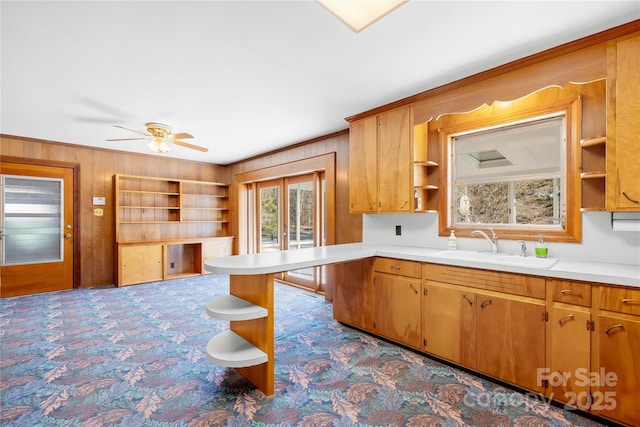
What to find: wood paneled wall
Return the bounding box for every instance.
[227,129,361,248]
[1,136,229,288]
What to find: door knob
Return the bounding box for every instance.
[65,233,72,239]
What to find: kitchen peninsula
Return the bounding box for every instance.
[204,243,639,425]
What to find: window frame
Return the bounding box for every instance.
[437,95,582,243]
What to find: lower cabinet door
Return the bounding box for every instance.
[120,245,164,286]
[333,259,372,331]
[372,273,421,349]
[548,306,591,407]
[422,281,476,368]
[476,293,546,392]
[595,314,640,426]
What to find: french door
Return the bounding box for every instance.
[252,173,325,292]
[1,162,74,297]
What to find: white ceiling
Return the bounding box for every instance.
[1,1,638,165]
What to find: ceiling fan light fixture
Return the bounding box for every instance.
[147,138,170,153]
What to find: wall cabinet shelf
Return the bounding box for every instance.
[413,122,439,213]
[580,136,607,211]
[114,174,232,286]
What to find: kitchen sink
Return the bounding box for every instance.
[430,250,559,269]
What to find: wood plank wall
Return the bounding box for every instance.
[1,129,360,291]
[1,136,229,288]
[227,129,360,248]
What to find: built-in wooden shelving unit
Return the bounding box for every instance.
[114,174,233,286]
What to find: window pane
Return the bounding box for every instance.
[515,179,558,225]
[456,182,508,224]
[260,186,279,253]
[2,176,63,265]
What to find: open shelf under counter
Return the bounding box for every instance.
[206,330,268,368]
[206,294,268,321]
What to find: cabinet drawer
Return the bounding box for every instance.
[599,286,640,315]
[550,280,592,307]
[373,257,421,278]
[424,263,545,299]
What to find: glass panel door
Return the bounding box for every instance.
[258,181,281,253]
[284,176,315,283]
[2,175,63,265]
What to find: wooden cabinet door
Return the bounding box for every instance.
[349,116,378,213]
[607,35,640,210]
[377,107,412,212]
[476,293,546,392]
[422,281,476,368]
[120,245,163,286]
[372,272,421,349]
[333,259,372,331]
[548,306,591,406]
[595,314,640,426]
[202,239,232,273]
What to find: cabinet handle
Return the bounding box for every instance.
[621,298,640,305]
[462,294,473,306]
[390,265,401,270]
[480,299,492,309]
[604,324,624,336]
[400,201,408,209]
[560,289,583,297]
[409,283,418,294]
[622,192,639,204]
[558,313,574,326]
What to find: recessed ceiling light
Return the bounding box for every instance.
[316,0,409,33]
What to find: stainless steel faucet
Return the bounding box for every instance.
[519,240,527,257]
[470,229,498,253]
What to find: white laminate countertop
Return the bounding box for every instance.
[204,243,640,288]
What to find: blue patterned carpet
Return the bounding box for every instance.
[0,275,606,426]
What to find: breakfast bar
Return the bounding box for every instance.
[203,243,639,396]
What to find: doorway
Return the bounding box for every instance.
[250,173,326,292]
[1,162,76,297]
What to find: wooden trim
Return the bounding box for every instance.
[346,20,640,123]
[226,129,348,167]
[434,86,586,243]
[1,156,82,289]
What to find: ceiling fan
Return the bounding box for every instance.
[107,122,208,153]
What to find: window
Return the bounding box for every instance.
[434,86,583,243]
[451,115,564,228]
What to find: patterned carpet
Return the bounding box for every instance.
[0,275,607,426]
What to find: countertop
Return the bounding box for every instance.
[204,243,640,288]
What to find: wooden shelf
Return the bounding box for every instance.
[414,160,439,167]
[115,173,232,286]
[580,172,606,179]
[414,185,438,190]
[206,330,268,368]
[580,136,606,147]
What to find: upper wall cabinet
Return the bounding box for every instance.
[349,106,413,213]
[607,34,640,211]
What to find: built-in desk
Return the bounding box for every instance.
[204,243,639,396]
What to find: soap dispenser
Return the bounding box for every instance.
[535,235,548,258]
[448,230,457,250]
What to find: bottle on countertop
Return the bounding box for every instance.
[448,230,457,250]
[535,235,548,258]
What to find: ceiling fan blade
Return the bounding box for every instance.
[113,125,149,136]
[172,132,194,139]
[172,139,209,152]
[106,137,146,141]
